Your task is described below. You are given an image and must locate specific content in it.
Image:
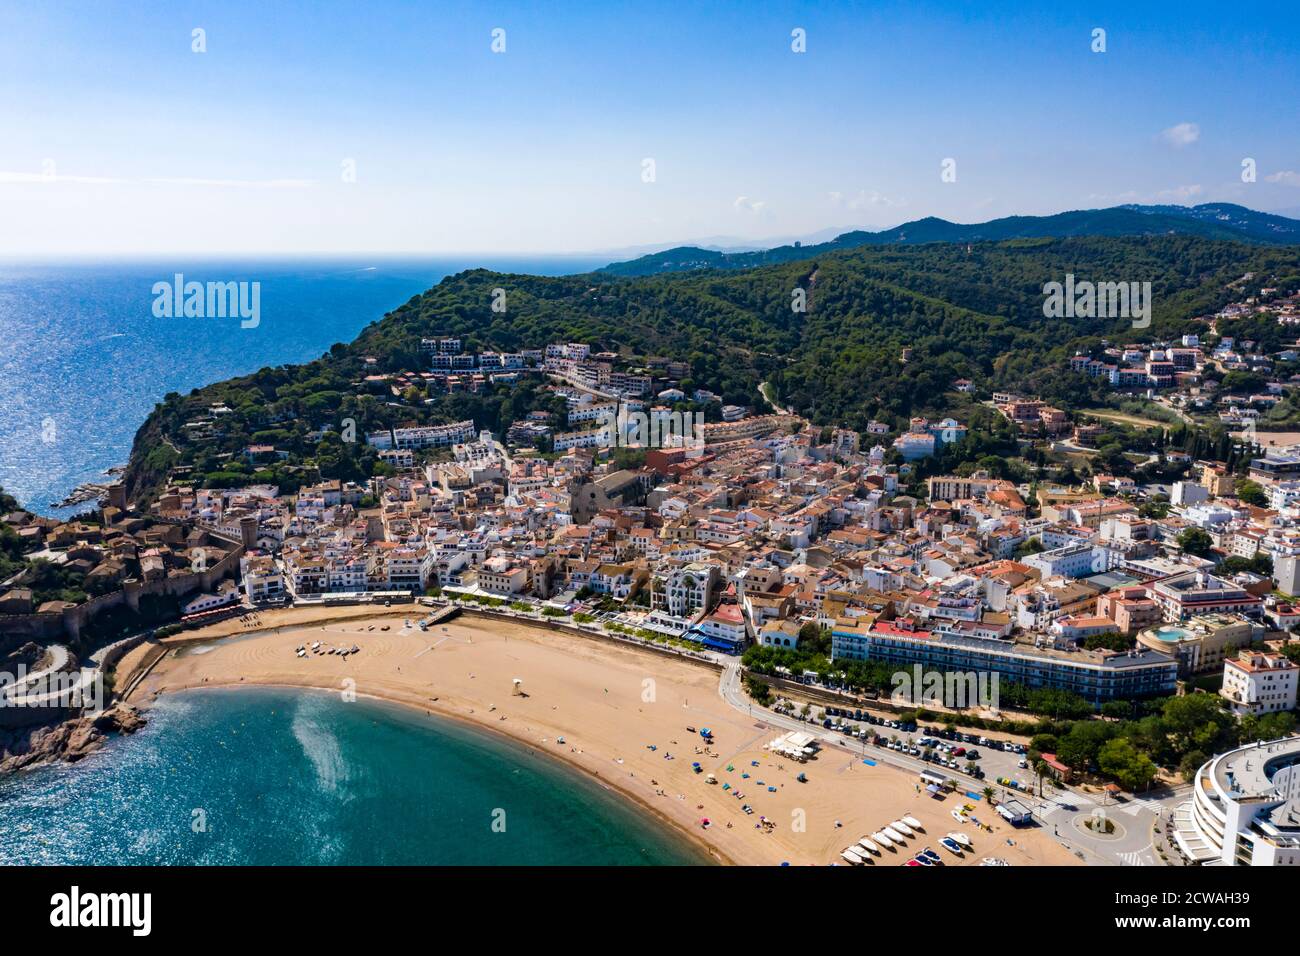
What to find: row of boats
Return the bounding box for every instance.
[295,641,361,659]
[839,816,976,866]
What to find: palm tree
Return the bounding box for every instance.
[1033,758,1052,798]
[982,786,995,804]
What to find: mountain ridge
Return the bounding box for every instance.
[598,203,1300,277]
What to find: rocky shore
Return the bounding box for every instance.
[0,704,147,773]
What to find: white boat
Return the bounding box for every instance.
[902,815,924,830]
[841,848,864,866]
[951,809,966,822]
[871,831,894,848]
[882,826,907,843]
[856,837,880,855]
[948,831,973,848]
[891,820,915,837]
[852,841,877,857]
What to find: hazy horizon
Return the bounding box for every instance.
[3,0,1299,256]
[3,200,1298,265]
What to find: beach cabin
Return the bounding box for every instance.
[995,798,1033,826]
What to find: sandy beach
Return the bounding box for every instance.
[122,605,1080,867]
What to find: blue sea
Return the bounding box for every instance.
[0,256,604,517]
[0,686,707,865]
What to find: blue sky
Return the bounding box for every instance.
[1,0,1298,255]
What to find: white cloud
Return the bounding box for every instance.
[1265,170,1300,188]
[1155,184,1204,201]
[0,170,315,188]
[1159,122,1200,148]
[828,189,904,211]
[144,177,315,189]
[1085,190,1141,203]
[0,170,125,184]
[733,195,767,214]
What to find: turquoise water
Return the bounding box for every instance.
[0,687,707,865]
[1152,626,1192,642]
[0,256,604,516]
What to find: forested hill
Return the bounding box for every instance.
[125,234,1300,503]
[599,204,1300,277]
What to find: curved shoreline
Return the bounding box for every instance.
[117,604,1083,867]
[116,603,751,863]
[137,676,730,866]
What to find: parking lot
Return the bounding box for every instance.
[769,701,1039,794]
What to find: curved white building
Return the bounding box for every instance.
[1173,736,1300,866]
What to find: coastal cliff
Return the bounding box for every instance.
[0,704,147,773]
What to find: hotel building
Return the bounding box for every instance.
[830,618,1177,704]
[1135,614,1259,676]
[1220,651,1299,718]
[1173,736,1300,866]
[1148,571,1263,621]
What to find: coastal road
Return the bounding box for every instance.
[1,644,69,702]
[11,644,69,683]
[0,643,106,709]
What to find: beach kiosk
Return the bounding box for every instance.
[995,798,1033,826]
